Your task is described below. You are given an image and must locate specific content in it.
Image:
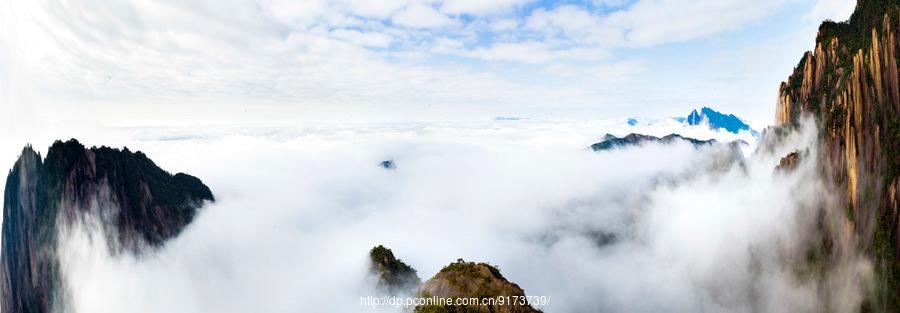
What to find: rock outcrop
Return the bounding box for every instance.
[379,160,396,170]
[776,150,805,172]
[415,259,541,313]
[777,0,900,309]
[365,247,540,312]
[369,245,421,294]
[1,139,214,313]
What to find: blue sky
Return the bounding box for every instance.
[0,0,856,130]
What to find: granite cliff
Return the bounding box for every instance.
[777,0,900,310]
[1,139,213,313]
[369,245,421,295]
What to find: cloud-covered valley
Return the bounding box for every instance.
[34,118,868,313]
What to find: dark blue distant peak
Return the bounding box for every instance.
[379,160,396,170]
[684,107,757,136]
[687,109,703,125]
[627,118,638,126]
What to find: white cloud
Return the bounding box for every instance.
[440,0,533,15]
[543,60,645,83]
[331,29,393,48]
[0,0,819,129]
[462,41,557,63]
[526,5,602,37]
[489,18,518,31]
[451,40,610,64]
[339,0,414,19]
[602,0,787,47]
[520,0,790,48]
[263,0,330,26]
[593,0,631,8]
[430,37,465,53]
[805,0,855,23]
[392,4,455,28]
[43,117,869,313]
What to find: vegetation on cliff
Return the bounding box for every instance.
[589,133,717,151]
[778,0,900,310]
[369,245,421,294]
[415,259,541,313]
[1,139,214,313]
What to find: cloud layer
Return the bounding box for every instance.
[0,0,858,126]
[45,117,869,313]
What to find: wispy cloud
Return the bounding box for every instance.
[0,0,844,126]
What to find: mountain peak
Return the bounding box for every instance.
[416,259,541,313]
[683,107,757,135]
[13,145,41,168]
[2,139,214,313]
[590,133,717,151]
[687,109,702,125]
[369,245,420,295]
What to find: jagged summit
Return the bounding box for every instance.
[685,107,757,135]
[590,133,716,151]
[1,139,213,313]
[627,107,756,135]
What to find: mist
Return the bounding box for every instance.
[28,117,865,313]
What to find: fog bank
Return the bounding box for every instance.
[44,118,868,313]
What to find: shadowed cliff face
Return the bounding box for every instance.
[777,0,900,309]
[369,245,421,295]
[0,139,213,313]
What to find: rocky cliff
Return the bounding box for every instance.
[366,246,541,313]
[1,139,213,313]
[777,0,900,310]
[369,245,421,294]
[415,259,541,313]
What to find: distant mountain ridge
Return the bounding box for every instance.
[626,107,757,136]
[590,133,717,151]
[685,107,758,135]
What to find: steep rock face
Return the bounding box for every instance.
[777,0,900,309]
[775,150,804,172]
[369,245,421,294]
[1,139,214,313]
[415,260,540,313]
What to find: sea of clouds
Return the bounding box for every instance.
[0,117,855,313]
